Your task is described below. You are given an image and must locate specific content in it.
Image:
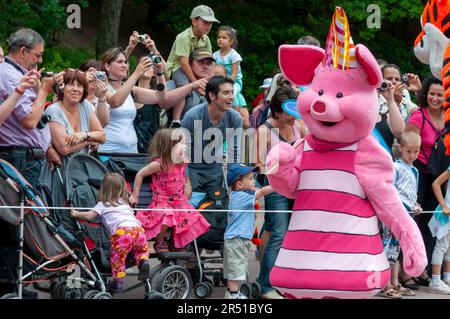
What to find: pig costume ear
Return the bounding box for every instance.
[279,45,325,86]
[280,7,382,89]
[278,44,382,88]
[355,44,383,88]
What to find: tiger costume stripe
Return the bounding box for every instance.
[414,0,450,154]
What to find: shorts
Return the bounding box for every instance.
[171,68,190,87]
[223,237,251,281]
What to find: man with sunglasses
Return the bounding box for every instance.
[0,28,64,187]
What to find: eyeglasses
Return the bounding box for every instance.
[26,48,43,59]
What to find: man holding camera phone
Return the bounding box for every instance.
[0,28,64,187]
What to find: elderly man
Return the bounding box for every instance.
[0,28,63,187]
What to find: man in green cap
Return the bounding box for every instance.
[166,4,220,127]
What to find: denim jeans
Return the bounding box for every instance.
[258,190,293,294]
[0,150,43,188]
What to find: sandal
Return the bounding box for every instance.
[395,284,416,296]
[378,285,402,299]
[154,241,169,253]
[400,277,420,290]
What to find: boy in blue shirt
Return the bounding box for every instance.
[224,164,272,299]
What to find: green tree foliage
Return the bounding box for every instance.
[0,0,89,45]
[157,0,429,100]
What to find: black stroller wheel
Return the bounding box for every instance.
[194,282,211,298]
[93,292,113,299]
[251,282,262,298]
[51,280,66,299]
[60,285,83,300]
[155,265,193,299]
[83,290,100,299]
[240,282,252,298]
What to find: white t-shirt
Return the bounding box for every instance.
[99,85,138,153]
[93,201,141,235]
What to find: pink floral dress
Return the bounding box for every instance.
[136,159,210,248]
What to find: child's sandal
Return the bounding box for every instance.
[378,285,402,299]
[395,284,416,296]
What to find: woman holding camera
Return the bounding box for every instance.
[98,43,166,155]
[404,76,446,288]
[79,59,110,127]
[40,69,106,215]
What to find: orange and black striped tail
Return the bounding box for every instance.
[443,45,450,154]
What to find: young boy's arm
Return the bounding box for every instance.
[255,186,273,201]
[70,209,98,222]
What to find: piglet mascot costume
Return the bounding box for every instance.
[266,7,427,299]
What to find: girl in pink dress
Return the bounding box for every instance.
[130,128,210,252]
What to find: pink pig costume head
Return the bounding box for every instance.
[279,13,382,143]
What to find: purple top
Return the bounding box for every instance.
[0,57,50,150]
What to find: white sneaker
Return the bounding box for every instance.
[429,280,450,295]
[225,291,248,299]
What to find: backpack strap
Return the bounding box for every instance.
[262,121,291,144]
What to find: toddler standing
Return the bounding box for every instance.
[71,173,150,293]
[224,164,272,299]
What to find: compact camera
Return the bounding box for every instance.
[379,80,389,92]
[138,34,147,43]
[147,52,162,64]
[95,71,106,82]
[37,114,51,129]
[401,74,409,84]
[40,71,55,78]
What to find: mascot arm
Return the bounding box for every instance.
[266,141,303,199]
[354,136,427,277]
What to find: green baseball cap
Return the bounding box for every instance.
[189,48,215,61]
[190,5,220,23]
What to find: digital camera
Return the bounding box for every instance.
[96,71,106,82]
[401,74,409,84]
[379,80,389,92]
[138,34,147,43]
[148,52,162,64]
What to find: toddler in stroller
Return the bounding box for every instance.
[71,173,151,293]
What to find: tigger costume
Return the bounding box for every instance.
[414,0,450,153]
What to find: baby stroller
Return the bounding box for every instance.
[100,152,196,299]
[0,159,107,299]
[62,153,200,299]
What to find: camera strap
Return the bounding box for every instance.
[4,57,26,75]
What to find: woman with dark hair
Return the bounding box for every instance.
[41,69,105,212]
[99,46,166,155]
[255,85,306,299]
[404,76,445,286]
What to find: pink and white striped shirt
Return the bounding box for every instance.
[270,137,390,299]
